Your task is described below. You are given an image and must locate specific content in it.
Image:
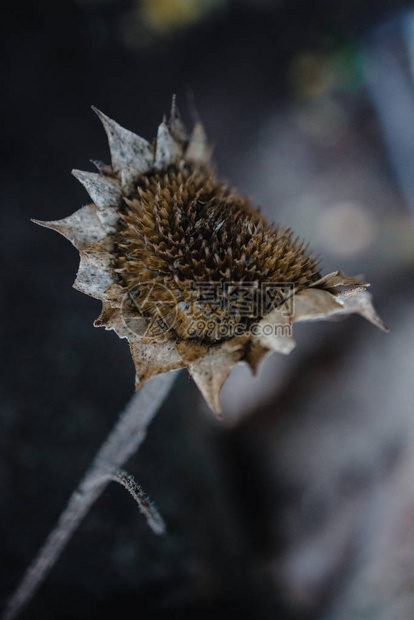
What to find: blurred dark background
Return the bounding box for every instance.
[2,1,414,618]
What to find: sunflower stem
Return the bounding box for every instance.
[3,370,180,620]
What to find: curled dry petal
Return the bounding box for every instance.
[310,271,369,290]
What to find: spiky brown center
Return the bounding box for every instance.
[114,163,320,343]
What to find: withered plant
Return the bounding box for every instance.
[3,97,387,620]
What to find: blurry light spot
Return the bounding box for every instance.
[290,45,362,99]
[141,0,224,34]
[290,53,335,98]
[381,216,414,266]
[319,202,376,257]
[293,98,349,145]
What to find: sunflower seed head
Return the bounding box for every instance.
[34,101,387,414]
[115,164,322,345]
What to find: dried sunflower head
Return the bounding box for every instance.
[35,98,387,415]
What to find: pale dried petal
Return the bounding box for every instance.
[335,290,389,331]
[254,310,296,354]
[101,283,125,307]
[291,288,344,322]
[92,106,153,172]
[186,122,212,166]
[290,287,388,331]
[32,204,110,251]
[94,303,123,331]
[97,207,119,229]
[94,303,149,340]
[154,121,182,170]
[183,338,247,415]
[245,342,272,375]
[120,167,140,193]
[130,340,184,388]
[72,169,121,209]
[73,241,115,300]
[169,95,188,144]
[90,159,109,174]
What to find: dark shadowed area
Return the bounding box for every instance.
[1,1,414,619]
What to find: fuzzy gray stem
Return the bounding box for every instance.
[3,370,179,620]
[105,469,166,535]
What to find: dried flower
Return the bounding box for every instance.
[34,98,387,414]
